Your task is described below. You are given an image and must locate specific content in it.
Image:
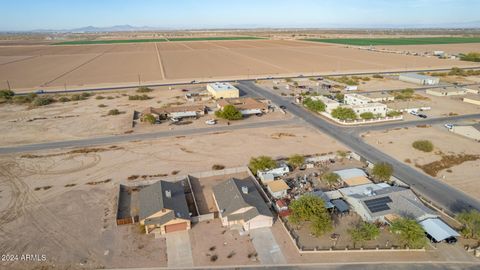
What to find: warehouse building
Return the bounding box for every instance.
[426,87,469,97]
[399,73,440,85]
[207,82,240,99]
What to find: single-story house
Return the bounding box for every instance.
[266,179,289,199]
[139,180,191,235]
[310,96,340,113]
[333,168,372,187]
[212,178,273,231]
[363,92,395,103]
[347,103,388,117]
[207,82,240,99]
[463,94,480,106]
[344,93,372,106]
[142,105,207,120]
[399,73,440,85]
[217,97,269,116]
[450,123,480,141]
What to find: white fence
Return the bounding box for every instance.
[320,112,403,125]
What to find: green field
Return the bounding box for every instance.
[303,37,480,46]
[53,36,263,45]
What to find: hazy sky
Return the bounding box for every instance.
[1,0,479,31]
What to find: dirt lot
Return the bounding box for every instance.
[189,219,259,267]
[0,40,477,91]
[362,124,480,199]
[0,124,345,268]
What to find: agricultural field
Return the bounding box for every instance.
[304,37,480,46]
[53,36,263,45]
[1,39,477,91]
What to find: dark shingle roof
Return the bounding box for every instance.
[139,180,190,224]
[212,178,272,221]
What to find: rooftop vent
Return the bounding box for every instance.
[165,190,171,198]
[241,186,249,194]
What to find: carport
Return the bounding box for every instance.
[420,218,460,243]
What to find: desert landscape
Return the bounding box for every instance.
[1,39,478,91]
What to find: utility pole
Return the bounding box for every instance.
[138,74,141,86]
[6,80,11,91]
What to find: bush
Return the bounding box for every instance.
[372,74,383,79]
[390,218,426,249]
[58,96,71,102]
[457,210,480,239]
[412,140,434,152]
[331,107,357,120]
[393,88,414,100]
[288,154,305,169]
[335,93,344,102]
[70,93,89,101]
[107,109,121,115]
[129,94,152,100]
[460,52,480,62]
[96,95,105,100]
[289,194,332,237]
[372,162,393,182]
[360,112,375,120]
[0,89,15,100]
[212,164,225,170]
[387,110,402,117]
[98,104,107,108]
[215,105,242,120]
[322,172,340,188]
[137,86,153,93]
[303,97,326,112]
[349,222,380,247]
[248,156,276,175]
[142,113,156,124]
[32,96,54,106]
[12,93,36,104]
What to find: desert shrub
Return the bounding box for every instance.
[58,96,71,102]
[129,94,152,100]
[457,210,480,239]
[387,110,402,117]
[360,112,375,120]
[460,52,480,62]
[371,162,393,182]
[0,89,15,100]
[32,96,55,106]
[322,172,340,188]
[212,164,225,170]
[96,95,105,100]
[142,113,156,124]
[372,74,383,79]
[248,156,276,175]
[98,104,107,108]
[412,140,434,152]
[137,86,153,93]
[107,109,121,115]
[287,154,305,169]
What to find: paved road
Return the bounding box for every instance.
[165,231,193,268]
[16,66,480,95]
[0,118,298,154]
[237,81,480,214]
[250,228,286,265]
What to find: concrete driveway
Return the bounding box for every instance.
[250,227,286,265]
[165,231,193,268]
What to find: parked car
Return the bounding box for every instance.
[181,89,189,92]
[170,117,179,123]
[418,114,427,119]
[279,105,286,110]
[409,110,419,116]
[444,123,454,130]
[205,119,216,125]
[35,89,45,94]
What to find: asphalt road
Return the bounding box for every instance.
[0,118,298,154]
[237,81,480,214]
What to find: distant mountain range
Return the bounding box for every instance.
[21,21,480,33]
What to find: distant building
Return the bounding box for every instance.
[399,73,440,85]
[362,92,395,103]
[347,103,388,117]
[212,178,273,231]
[142,105,207,120]
[266,180,290,199]
[450,123,480,141]
[463,94,480,106]
[217,97,268,116]
[333,168,372,187]
[344,94,372,106]
[207,82,240,99]
[139,180,191,235]
[426,87,469,97]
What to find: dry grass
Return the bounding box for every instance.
[271,132,296,139]
[20,146,123,159]
[86,179,112,185]
[416,154,480,176]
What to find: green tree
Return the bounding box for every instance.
[288,154,305,169]
[331,107,357,120]
[215,104,243,120]
[390,218,426,249]
[360,112,375,120]
[303,97,326,112]
[457,210,480,239]
[142,113,157,124]
[289,194,332,237]
[248,156,277,175]
[335,93,345,102]
[371,162,393,182]
[412,140,434,152]
[322,172,340,188]
[348,222,380,247]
